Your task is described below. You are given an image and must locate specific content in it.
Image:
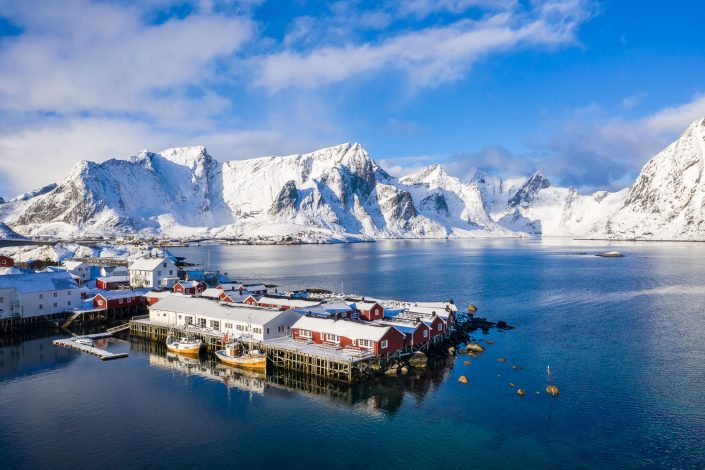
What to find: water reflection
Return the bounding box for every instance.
[132,336,455,416]
[0,331,76,380]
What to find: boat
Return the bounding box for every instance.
[166,335,203,355]
[74,337,95,347]
[215,343,267,370]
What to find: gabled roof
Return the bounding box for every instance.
[150,296,300,325]
[129,257,173,271]
[175,280,202,289]
[200,288,223,299]
[349,300,382,311]
[62,260,87,269]
[292,316,395,342]
[97,275,129,283]
[258,295,320,308]
[96,288,150,300]
[0,271,79,293]
[411,301,458,313]
[144,290,172,299]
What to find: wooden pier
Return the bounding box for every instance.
[52,333,128,361]
[129,318,393,383]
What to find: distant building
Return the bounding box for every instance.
[0,272,81,319]
[95,275,130,290]
[129,258,179,289]
[173,280,207,296]
[256,294,321,310]
[349,300,384,321]
[93,290,147,310]
[61,260,91,283]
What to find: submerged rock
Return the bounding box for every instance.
[448,346,456,356]
[497,357,506,363]
[466,343,486,353]
[409,352,428,369]
[458,375,469,384]
[463,360,472,366]
[517,389,526,397]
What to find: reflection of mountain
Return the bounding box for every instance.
[134,337,452,416]
[0,334,76,380]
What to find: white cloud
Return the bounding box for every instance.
[255,1,590,92]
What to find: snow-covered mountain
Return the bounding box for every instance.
[0,143,514,241]
[3,116,705,242]
[590,117,705,240]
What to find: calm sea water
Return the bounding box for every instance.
[2,239,705,469]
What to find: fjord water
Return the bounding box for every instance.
[2,240,705,469]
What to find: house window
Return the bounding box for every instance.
[39,304,43,309]
[210,320,220,330]
[358,339,373,349]
[53,292,58,297]
[299,329,311,338]
[224,322,232,329]
[169,270,173,275]
[68,301,72,306]
[253,327,262,334]
[198,318,206,328]
[157,270,162,276]
[163,263,167,268]
[324,333,340,343]
[380,339,388,349]
[423,330,428,337]
[68,291,71,295]
[39,293,43,299]
[266,328,269,334]
[438,324,442,331]
[178,315,182,320]
[54,303,58,308]
[119,298,123,304]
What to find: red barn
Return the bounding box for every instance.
[96,275,129,290]
[94,291,145,309]
[173,280,207,295]
[0,256,14,268]
[353,300,384,321]
[423,315,446,341]
[291,316,405,356]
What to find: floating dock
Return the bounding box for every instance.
[52,333,128,361]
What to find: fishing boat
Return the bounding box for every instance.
[74,337,95,347]
[215,342,266,370]
[166,334,203,355]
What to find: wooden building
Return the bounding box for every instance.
[291,316,405,356]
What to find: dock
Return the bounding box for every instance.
[129,317,396,382]
[52,333,128,361]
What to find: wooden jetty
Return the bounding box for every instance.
[52,333,128,361]
[129,317,396,383]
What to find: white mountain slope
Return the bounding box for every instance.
[591,117,705,240]
[1,143,514,241]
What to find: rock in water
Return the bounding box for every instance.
[463,361,472,366]
[497,357,506,363]
[458,375,469,384]
[466,343,486,353]
[385,367,399,376]
[546,385,560,396]
[517,389,526,397]
[400,366,409,375]
[448,346,456,356]
[409,352,428,369]
[596,251,624,257]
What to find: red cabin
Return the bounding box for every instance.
[94,292,145,309]
[96,275,129,290]
[0,256,14,268]
[173,280,207,295]
[354,300,384,321]
[382,321,432,349]
[291,316,405,356]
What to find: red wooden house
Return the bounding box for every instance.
[96,275,130,290]
[291,316,405,356]
[94,291,145,309]
[352,300,384,321]
[381,320,432,349]
[0,255,14,268]
[173,280,207,295]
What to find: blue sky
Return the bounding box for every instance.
[0,0,704,196]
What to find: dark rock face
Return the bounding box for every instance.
[269,180,299,216]
[420,193,449,217]
[508,171,550,208]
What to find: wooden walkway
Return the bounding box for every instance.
[52,333,128,361]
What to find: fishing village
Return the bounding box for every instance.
[0,240,557,396]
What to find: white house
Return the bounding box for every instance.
[0,272,81,320]
[129,257,179,289]
[61,260,91,283]
[148,296,302,341]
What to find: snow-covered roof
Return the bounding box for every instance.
[200,288,223,299]
[258,295,320,308]
[241,283,267,291]
[144,291,172,299]
[321,301,354,311]
[97,275,129,283]
[0,267,24,276]
[96,288,150,300]
[221,292,253,302]
[151,296,300,325]
[404,305,453,319]
[62,260,87,269]
[292,316,393,342]
[129,257,173,271]
[407,302,457,313]
[379,320,425,335]
[0,272,79,293]
[176,280,202,288]
[350,300,381,311]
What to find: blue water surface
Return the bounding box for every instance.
[1,239,704,469]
